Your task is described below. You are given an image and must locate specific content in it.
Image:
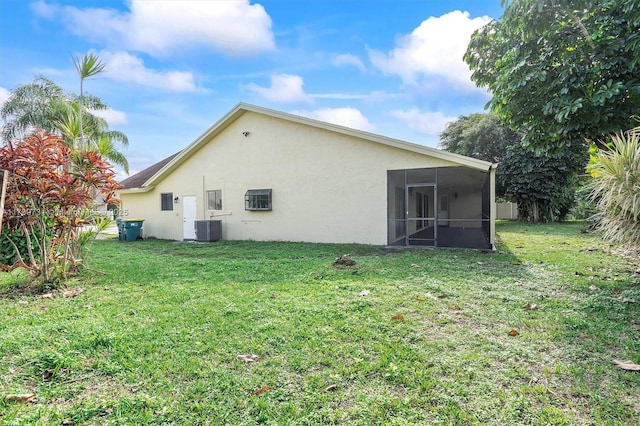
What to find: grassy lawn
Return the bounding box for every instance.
[1,221,639,425]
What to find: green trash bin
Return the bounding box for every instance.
[116,218,125,241]
[122,219,144,241]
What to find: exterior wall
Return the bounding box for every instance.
[449,192,482,228]
[120,112,461,245]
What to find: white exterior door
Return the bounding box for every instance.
[182,195,197,240]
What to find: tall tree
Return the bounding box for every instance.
[439,113,520,163]
[499,142,588,222]
[73,52,106,152]
[440,113,521,199]
[464,0,640,150]
[1,76,88,141]
[55,104,130,173]
[439,112,588,217]
[1,55,129,172]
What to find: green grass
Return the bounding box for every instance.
[1,221,638,425]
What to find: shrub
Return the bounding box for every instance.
[0,227,46,267]
[0,131,120,286]
[569,184,598,222]
[587,129,640,248]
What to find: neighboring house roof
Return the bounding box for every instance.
[119,151,182,190]
[119,103,496,193]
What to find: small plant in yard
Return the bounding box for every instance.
[0,223,638,424]
[0,131,120,287]
[588,128,640,250]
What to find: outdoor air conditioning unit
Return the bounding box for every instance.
[195,220,222,242]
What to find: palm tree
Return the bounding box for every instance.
[56,106,129,173]
[72,52,106,152]
[1,76,71,140]
[1,54,129,172]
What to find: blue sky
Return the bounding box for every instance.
[0,0,504,177]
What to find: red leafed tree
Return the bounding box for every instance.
[0,131,121,285]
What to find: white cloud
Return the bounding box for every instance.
[246,74,313,104]
[368,10,491,91]
[292,107,374,132]
[390,108,456,136]
[332,54,366,72]
[90,107,128,126]
[101,51,198,92]
[31,0,275,57]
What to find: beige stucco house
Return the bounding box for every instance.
[118,103,497,249]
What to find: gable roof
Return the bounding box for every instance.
[119,151,181,190]
[119,103,496,192]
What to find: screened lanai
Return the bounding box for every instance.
[387,166,493,249]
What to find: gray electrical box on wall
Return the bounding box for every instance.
[195,220,222,242]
